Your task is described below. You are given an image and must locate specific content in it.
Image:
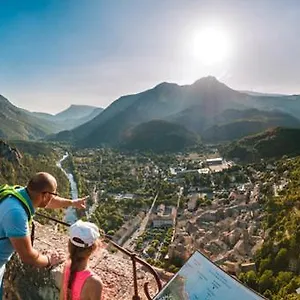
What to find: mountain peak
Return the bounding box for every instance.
[54,104,99,120]
[192,76,235,94]
[154,81,179,90]
[68,104,97,109]
[0,94,11,105]
[193,76,220,85]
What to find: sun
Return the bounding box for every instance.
[191,27,232,65]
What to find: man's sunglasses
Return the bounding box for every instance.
[43,191,59,197]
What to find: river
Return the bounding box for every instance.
[56,152,78,224]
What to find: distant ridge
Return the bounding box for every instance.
[0,94,62,140]
[2,77,300,147]
[0,94,104,140]
[54,105,100,120]
[121,120,199,152]
[221,127,300,162]
[33,105,104,131]
[48,76,300,148]
[241,91,288,97]
[201,108,300,142]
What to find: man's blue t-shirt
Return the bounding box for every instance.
[0,187,35,290]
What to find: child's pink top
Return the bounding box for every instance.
[62,262,94,300]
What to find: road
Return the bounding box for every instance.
[86,155,103,220]
[86,185,99,220]
[122,192,159,251]
[177,187,183,209]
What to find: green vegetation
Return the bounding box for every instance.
[202,109,300,143]
[135,228,178,272]
[90,196,151,233]
[0,95,61,140]
[69,148,180,233]
[222,127,300,162]
[0,94,104,140]
[239,157,300,299]
[121,120,200,153]
[0,141,70,222]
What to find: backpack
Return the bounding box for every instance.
[0,184,34,241]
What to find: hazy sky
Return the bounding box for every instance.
[1,0,300,113]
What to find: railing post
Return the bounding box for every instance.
[131,254,141,300]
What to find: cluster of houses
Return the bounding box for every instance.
[167,183,265,276]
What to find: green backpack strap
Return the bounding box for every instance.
[0,184,35,242]
[0,184,33,222]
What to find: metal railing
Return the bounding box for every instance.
[34,212,162,300]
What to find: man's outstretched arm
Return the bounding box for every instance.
[46,195,88,209]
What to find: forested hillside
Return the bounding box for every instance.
[121,120,200,152]
[221,128,300,162]
[239,157,300,299]
[0,141,70,221]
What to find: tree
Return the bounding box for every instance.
[241,270,258,290]
[259,270,274,293]
[274,248,289,271]
[147,246,156,257]
[259,256,272,274]
[274,272,293,293]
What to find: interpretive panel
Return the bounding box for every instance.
[153,251,265,300]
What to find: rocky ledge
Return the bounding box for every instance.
[3,222,168,300]
[0,140,22,164]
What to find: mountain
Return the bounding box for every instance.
[221,127,300,162]
[49,76,300,147]
[201,109,300,142]
[53,105,100,120]
[33,105,104,131]
[0,94,62,140]
[56,82,187,146]
[52,77,249,146]
[241,91,286,97]
[121,120,199,152]
[249,95,300,119]
[74,107,104,127]
[0,94,104,140]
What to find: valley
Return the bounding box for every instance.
[48,144,300,299]
[1,77,300,299]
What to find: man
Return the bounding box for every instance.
[0,172,88,299]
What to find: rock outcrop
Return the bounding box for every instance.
[3,222,164,300]
[0,140,22,164]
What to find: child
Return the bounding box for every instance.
[60,220,104,300]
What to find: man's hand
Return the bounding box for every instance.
[72,196,89,209]
[46,195,89,209]
[47,249,66,267]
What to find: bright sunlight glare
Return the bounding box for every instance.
[191,27,232,66]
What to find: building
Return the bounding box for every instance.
[240,262,256,273]
[187,194,199,211]
[228,190,247,203]
[113,212,145,245]
[206,158,223,166]
[152,205,177,228]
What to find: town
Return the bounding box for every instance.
[65,148,289,277]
